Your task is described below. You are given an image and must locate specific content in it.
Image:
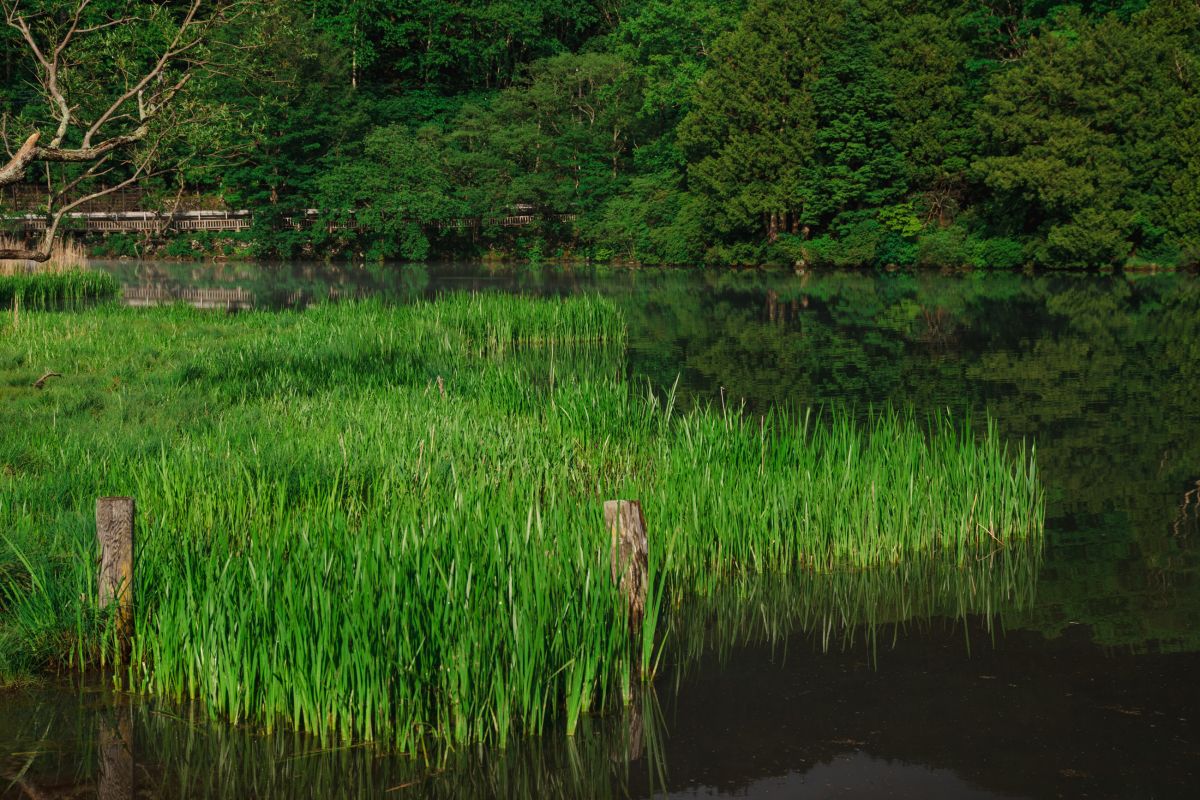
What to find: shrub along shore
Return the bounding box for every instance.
[0,294,1044,750]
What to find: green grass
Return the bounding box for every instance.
[0,270,120,307]
[0,294,1044,751]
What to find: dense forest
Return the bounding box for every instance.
[2,0,1198,268]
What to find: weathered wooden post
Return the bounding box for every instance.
[96,497,135,643]
[604,500,648,623]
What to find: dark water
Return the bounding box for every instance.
[3,262,1199,798]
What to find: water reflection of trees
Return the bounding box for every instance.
[614,270,1200,653]
[97,260,434,310]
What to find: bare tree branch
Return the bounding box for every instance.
[0,0,257,261]
[0,1,241,187]
[0,133,167,261]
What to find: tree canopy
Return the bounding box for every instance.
[3,0,1196,268]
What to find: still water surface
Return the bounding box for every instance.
[3,262,1198,798]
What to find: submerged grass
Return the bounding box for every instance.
[0,293,1044,751]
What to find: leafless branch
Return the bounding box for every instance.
[0,1,242,188]
[0,135,166,261]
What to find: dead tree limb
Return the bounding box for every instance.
[0,1,251,261]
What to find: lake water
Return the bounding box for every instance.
[3,262,1198,798]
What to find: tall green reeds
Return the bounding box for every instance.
[0,294,1044,751]
[0,270,119,308]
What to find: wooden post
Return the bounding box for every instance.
[604,500,648,623]
[96,497,135,643]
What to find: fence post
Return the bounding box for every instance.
[604,500,648,623]
[96,497,135,643]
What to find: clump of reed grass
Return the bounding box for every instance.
[0,270,119,309]
[0,294,1045,752]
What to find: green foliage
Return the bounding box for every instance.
[154,230,256,259]
[808,4,907,216]
[678,0,827,238]
[5,0,1194,268]
[871,1,974,193]
[89,234,142,259]
[879,202,924,238]
[915,226,968,268]
[974,4,1200,268]
[970,236,1026,270]
[608,0,744,125]
[584,169,708,265]
[794,211,922,268]
[304,0,620,92]
[315,126,464,261]
[455,52,640,216]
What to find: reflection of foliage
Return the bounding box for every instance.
[665,543,1042,673]
[611,269,1200,651]
[0,684,668,799]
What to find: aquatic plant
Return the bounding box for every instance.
[0,294,1044,751]
[0,270,118,308]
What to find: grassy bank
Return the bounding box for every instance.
[0,294,1044,750]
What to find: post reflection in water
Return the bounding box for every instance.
[97,700,133,800]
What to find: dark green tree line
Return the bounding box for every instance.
[6,0,1195,268]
